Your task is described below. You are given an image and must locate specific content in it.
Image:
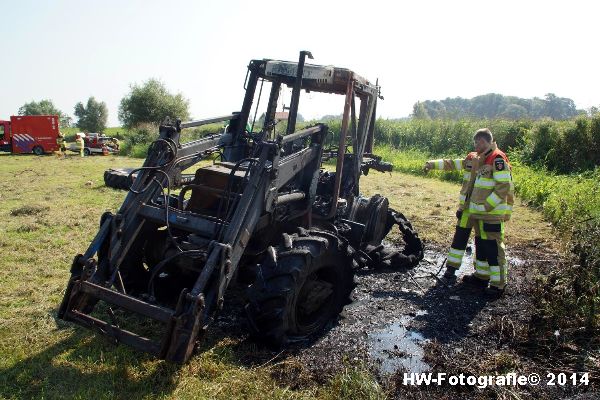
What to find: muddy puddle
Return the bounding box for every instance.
[290,247,444,376]
[368,312,430,374]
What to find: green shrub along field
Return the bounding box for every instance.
[106,114,600,173]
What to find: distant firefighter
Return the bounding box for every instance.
[76,133,85,157]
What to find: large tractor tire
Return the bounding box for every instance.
[104,168,136,190]
[246,230,354,346]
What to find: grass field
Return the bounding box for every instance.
[0,152,560,399]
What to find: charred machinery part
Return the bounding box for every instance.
[363,209,424,270]
[349,194,390,246]
[361,154,393,175]
[59,51,423,363]
[287,50,313,135]
[104,168,196,191]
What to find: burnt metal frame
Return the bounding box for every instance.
[58,53,382,363]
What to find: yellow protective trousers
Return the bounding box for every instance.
[473,220,507,289]
[446,211,490,280]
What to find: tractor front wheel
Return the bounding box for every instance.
[245,230,354,346]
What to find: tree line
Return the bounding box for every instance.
[412,93,586,120]
[17,83,598,137]
[15,78,190,133]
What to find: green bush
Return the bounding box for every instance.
[120,123,157,157]
[514,115,600,173]
[572,219,600,329]
[534,219,600,344]
[368,119,533,156]
[512,164,600,228]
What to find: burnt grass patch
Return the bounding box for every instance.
[10,204,50,217]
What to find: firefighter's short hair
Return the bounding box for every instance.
[473,128,493,143]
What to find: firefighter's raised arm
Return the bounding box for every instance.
[423,156,473,172]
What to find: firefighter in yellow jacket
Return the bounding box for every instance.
[424,128,514,296]
[56,132,67,158]
[76,134,85,157]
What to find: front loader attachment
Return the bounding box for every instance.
[59,266,205,362]
[58,214,230,363]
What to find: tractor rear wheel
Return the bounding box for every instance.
[245,230,354,346]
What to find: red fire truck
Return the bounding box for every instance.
[0,115,60,155]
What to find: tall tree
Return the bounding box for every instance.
[118,79,190,129]
[412,101,430,119]
[18,99,71,127]
[470,93,506,119]
[500,104,527,119]
[74,97,108,132]
[544,93,577,120]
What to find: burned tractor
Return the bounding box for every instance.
[58,51,424,363]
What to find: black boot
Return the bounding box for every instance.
[462,274,488,287]
[443,267,458,280]
[484,285,506,298]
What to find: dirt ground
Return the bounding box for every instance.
[208,234,597,399]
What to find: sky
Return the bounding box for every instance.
[1,0,598,127]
